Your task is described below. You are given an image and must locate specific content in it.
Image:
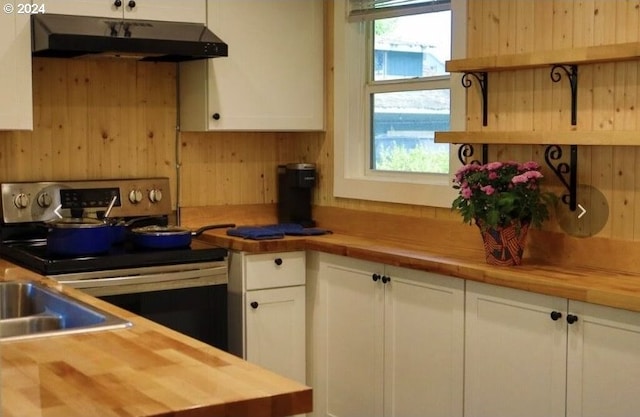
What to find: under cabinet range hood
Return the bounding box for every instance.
[31,14,228,62]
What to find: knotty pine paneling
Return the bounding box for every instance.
[0,58,330,212]
[0,4,456,225]
[0,57,178,198]
[467,0,640,241]
[6,0,640,250]
[177,131,325,207]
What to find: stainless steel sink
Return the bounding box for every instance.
[0,281,131,341]
[1,316,62,338]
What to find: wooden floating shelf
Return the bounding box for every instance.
[435,131,640,146]
[446,42,640,72]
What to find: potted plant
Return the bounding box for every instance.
[452,161,555,266]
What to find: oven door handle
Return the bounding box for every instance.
[58,267,227,289]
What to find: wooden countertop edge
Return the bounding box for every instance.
[0,265,312,417]
[201,231,640,313]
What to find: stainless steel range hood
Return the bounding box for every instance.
[31,14,228,62]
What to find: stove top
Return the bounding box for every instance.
[0,238,227,276]
[0,178,228,275]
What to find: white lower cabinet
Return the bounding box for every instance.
[228,251,306,384]
[306,252,464,417]
[466,281,640,417]
[566,300,640,417]
[465,281,567,417]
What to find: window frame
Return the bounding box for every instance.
[333,0,467,207]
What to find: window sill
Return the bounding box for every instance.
[334,174,456,208]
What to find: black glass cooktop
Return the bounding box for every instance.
[0,239,227,276]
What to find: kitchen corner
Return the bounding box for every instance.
[191,204,640,314]
[0,263,312,417]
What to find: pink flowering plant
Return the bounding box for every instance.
[452,161,555,230]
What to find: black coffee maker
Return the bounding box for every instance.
[277,163,317,227]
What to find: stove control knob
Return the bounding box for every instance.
[128,189,143,204]
[149,189,163,204]
[14,193,30,209]
[37,192,52,208]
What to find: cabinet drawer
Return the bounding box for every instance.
[245,251,305,290]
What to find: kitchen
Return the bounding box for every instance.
[3,0,640,417]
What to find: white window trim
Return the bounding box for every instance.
[333,0,467,207]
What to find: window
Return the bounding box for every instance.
[333,0,466,207]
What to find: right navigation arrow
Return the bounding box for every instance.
[577,204,587,219]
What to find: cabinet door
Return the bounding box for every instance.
[124,0,206,23]
[40,0,122,17]
[384,266,464,417]
[312,254,384,417]
[245,286,306,383]
[0,8,32,130]
[40,0,205,22]
[566,301,640,417]
[179,0,324,131]
[465,281,567,417]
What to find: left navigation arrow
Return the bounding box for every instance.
[53,204,63,219]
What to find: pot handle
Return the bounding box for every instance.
[191,223,236,237]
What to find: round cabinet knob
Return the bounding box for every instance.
[36,192,52,208]
[13,193,29,209]
[250,301,259,309]
[113,0,122,7]
[212,113,221,120]
[550,311,563,321]
[128,0,136,8]
[381,275,391,284]
[148,189,163,204]
[274,258,283,266]
[128,189,143,204]
[566,314,579,324]
[372,273,381,282]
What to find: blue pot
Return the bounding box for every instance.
[47,218,113,256]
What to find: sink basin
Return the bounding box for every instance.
[0,315,62,338]
[1,281,48,318]
[0,281,131,341]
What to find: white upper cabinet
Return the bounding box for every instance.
[41,0,206,23]
[0,8,32,130]
[178,0,324,131]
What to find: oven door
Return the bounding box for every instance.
[52,261,229,350]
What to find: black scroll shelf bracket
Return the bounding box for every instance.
[461,71,488,127]
[550,64,578,126]
[460,71,488,165]
[547,64,578,211]
[457,144,488,166]
[544,144,577,211]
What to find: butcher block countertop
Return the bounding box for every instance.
[0,264,311,417]
[199,228,640,314]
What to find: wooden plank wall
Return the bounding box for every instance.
[466,0,640,242]
[0,58,178,194]
[3,0,640,249]
[0,58,328,212]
